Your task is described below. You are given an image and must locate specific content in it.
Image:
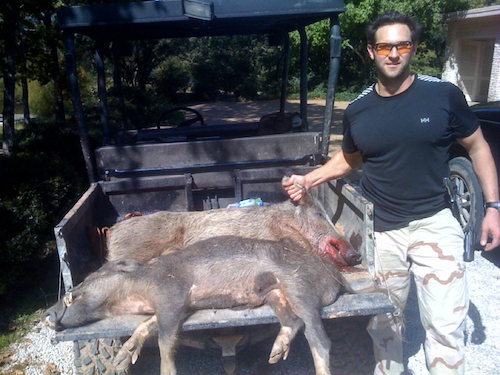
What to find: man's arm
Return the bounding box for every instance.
[283,150,362,202]
[458,127,500,251]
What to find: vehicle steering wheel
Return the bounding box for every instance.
[156,107,205,129]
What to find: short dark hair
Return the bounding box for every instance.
[366,10,422,45]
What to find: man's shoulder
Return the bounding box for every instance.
[415,74,457,91]
[415,74,464,100]
[416,74,443,84]
[347,85,376,109]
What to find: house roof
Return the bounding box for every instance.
[446,5,500,21]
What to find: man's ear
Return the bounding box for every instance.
[367,44,375,60]
[411,42,418,56]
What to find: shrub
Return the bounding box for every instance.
[27,81,55,118]
[0,118,87,293]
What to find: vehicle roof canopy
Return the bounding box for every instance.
[57,0,345,40]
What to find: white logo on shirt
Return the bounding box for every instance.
[420,118,430,123]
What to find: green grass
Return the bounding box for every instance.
[0,311,41,350]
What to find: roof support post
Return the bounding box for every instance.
[299,26,308,131]
[322,15,342,158]
[63,31,97,183]
[279,32,290,114]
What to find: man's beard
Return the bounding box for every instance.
[375,59,410,82]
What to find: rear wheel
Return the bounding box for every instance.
[449,156,484,249]
[73,338,128,375]
[326,316,374,375]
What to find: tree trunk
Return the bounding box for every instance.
[21,34,30,127]
[21,76,30,127]
[44,13,66,123]
[52,45,66,123]
[1,0,20,156]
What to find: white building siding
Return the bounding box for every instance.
[443,6,500,102]
[488,31,500,101]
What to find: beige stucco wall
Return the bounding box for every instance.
[442,7,500,102]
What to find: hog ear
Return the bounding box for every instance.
[297,188,314,206]
[114,259,139,273]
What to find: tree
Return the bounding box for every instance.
[190,35,280,100]
[1,0,20,156]
[41,8,66,123]
[1,0,67,155]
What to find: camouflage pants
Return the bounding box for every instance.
[367,208,468,375]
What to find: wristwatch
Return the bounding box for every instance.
[484,201,500,210]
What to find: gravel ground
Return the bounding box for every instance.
[0,250,498,375]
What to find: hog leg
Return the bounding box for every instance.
[114,315,158,371]
[265,288,304,364]
[303,315,331,375]
[294,306,331,375]
[158,333,178,375]
[157,306,187,375]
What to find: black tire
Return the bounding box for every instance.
[73,338,129,375]
[449,156,484,249]
[325,316,374,375]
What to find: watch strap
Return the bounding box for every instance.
[484,201,500,210]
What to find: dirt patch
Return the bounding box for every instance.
[190,99,348,155]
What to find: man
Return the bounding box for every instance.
[283,10,500,375]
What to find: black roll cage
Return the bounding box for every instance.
[57,0,344,183]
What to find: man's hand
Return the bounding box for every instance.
[282,174,307,202]
[481,208,500,251]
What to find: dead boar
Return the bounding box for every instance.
[44,236,352,375]
[107,178,361,268]
[102,178,361,369]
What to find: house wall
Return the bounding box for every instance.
[442,8,500,102]
[490,30,500,101]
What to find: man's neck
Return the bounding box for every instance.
[376,74,415,97]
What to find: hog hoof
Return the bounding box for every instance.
[113,344,139,371]
[268,330,292,364]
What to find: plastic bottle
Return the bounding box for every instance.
[227,198,263,208]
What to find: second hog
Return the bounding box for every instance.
[107,180,361,268]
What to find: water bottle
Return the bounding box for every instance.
[227,198,263,208]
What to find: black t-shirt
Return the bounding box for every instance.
[342,74,479,231]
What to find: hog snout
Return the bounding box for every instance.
[343,246,362,265]
[42,294,76,331]
[320,236,361,267]
[42,308,66,331]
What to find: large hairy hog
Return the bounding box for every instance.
[44,236,352,375]
[107,179,361,268]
